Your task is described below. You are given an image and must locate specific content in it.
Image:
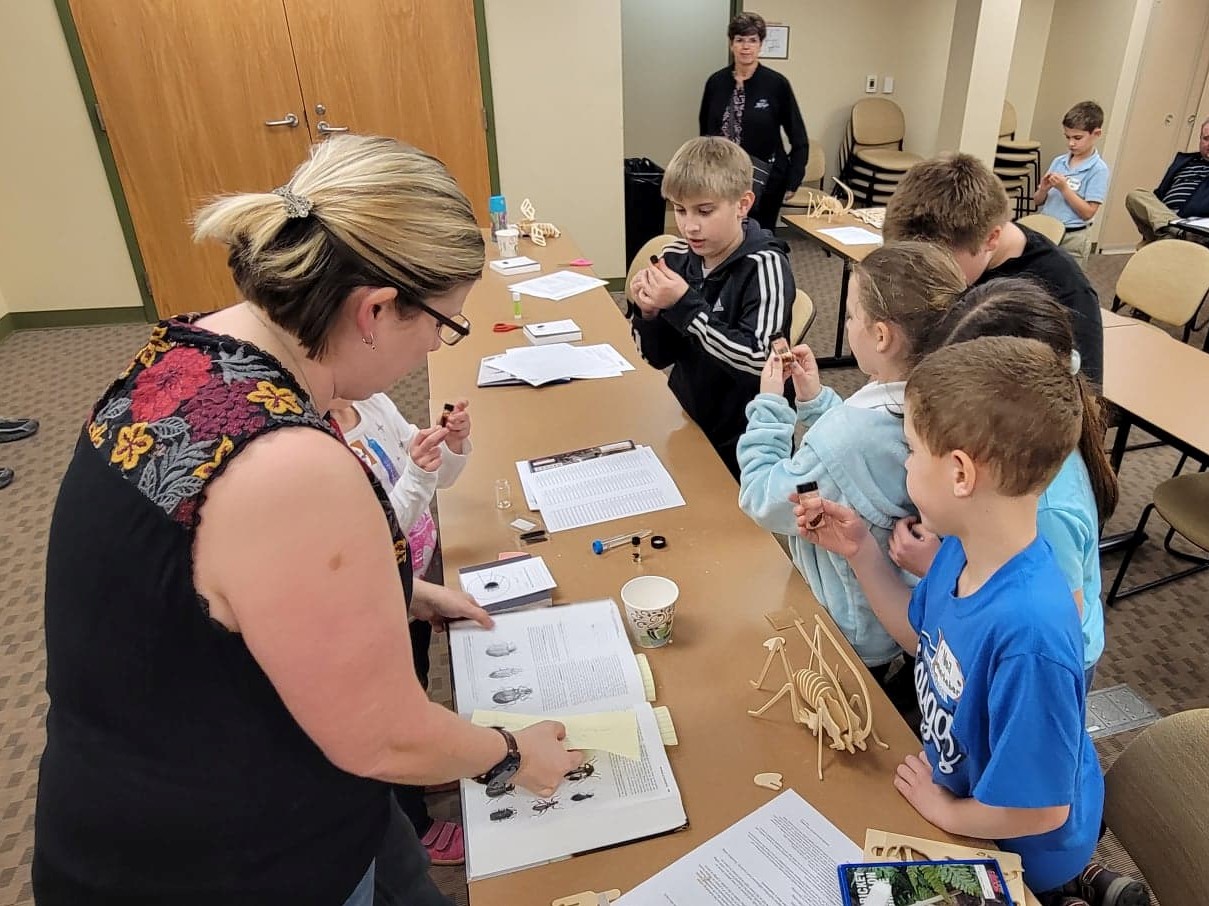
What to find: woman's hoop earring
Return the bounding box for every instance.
[363,334,376,351]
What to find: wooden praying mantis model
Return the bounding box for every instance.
[516,198,562,246]
[748,615,888,780]
[796,178,856,222]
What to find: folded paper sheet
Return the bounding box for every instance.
[470,709,641,760]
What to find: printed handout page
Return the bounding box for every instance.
[817,226,883,246]
[520,446,686,532]
[461,702,686,881]
[450,599,647,716]
[616,789,861,905]
[509,270,608,301]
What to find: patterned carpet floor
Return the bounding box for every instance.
[0,237,1203,905]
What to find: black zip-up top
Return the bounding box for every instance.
[628,219,795,477]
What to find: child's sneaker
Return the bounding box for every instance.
[1073,863,1148,906]
[419,818,464,867]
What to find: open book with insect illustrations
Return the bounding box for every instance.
[449,599,687,881]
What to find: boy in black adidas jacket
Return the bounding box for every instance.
[628,137,795,478]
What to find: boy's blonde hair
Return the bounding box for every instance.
[882,153,1011,254]
[194,134,484,357]
[906,336,1082,496]
[662,137,753,204]
[852,241,965,367]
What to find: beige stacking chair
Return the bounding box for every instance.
[839,99,921,206]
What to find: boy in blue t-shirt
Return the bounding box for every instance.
[793,336,1109,903]
[1033,101,1110,263]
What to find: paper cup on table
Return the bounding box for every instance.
[621,576,679,648]
[496,227,520,257]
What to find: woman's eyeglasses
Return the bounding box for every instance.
[415,301,471,346]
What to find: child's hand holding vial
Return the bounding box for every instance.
[796,481,825,529]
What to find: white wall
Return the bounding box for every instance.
[0,1,141,314]
[1005,0,1055,140]
[756,0,960,179]
[621,0,729,166]
[1033,0,1140,170]
[485,0,626,277]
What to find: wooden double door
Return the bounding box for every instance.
[70,0,491,317]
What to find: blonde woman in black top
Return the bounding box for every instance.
[34,135,582,906]
[699,12,810,230]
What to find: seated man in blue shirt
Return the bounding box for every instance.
[1033,101,1110,262]
[1125,117,1209,244]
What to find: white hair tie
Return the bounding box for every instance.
[1070,349,1081,376]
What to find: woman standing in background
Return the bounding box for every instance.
[699,11,809,230]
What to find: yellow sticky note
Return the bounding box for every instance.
[471,709,641,760]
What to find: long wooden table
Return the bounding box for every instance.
[782,212,883,370]
[1102,321,1209,470]
[428,233,972,904]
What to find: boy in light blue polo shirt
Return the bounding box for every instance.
[1034,101,1110,262]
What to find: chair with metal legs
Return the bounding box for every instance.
[1106,468,1209,605]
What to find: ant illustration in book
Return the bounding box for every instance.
[747,615,888,781]
[491,686,534,706]
[488,666,524,679]
[485,642,518,658]
[489,807,517,822]
[485,783,516,799]
[570,792,595,802]
[564,755,597,783]
[531,797,562,816]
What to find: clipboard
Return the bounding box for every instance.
[526,440,635,473]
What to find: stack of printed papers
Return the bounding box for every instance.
[508,270,608,301]
[477,343,634,387]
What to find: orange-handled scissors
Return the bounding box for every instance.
[492,322,524,332]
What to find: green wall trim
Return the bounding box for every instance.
[472,0,501,195]
[54,0,159,322]
[605,277,626,294]
[5,306,148,332]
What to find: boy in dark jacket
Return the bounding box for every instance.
[628,136,794,478]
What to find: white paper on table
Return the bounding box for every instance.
[525,446,685,532]
[817,226,883,245]
[509,270,608,301]
[449,599,646,715]
[515,457,541,509]
[490,344,622,385]
[616,788,862,905]
[579,343,635,373]
[457,556,556,608]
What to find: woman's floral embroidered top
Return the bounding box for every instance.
[86,315,412,594]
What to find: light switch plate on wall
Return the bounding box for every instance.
[865,74,878,93]
[882,75,894,94]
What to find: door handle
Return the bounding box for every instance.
[318,121,350,134]
[264,113,299,128]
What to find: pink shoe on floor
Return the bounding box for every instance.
[420,819,465,867]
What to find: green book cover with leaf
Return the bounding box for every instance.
[838,858,1014,906]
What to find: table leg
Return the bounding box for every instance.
[1099,417,1140,554]
[1109,416,1132,473]
[816,259,856,370]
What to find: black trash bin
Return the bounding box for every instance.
[624,157,666,267]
